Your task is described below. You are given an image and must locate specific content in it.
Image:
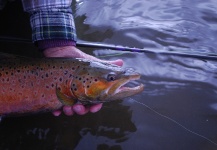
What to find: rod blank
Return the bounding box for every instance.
[0,36,217,60]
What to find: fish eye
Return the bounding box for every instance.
[107,73,116,81]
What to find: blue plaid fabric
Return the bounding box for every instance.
[22,0,77,43]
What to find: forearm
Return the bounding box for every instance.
[22,0,77,50]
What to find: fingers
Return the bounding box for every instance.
[53,103,103,116]
[63,106,74,116]
[52,110,62,116]
[44,46,124,67]
[72,104,89,115]
[107,59,123,66]
[89,103,103,113]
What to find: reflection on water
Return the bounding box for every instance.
[76,0,217,53]
[0,0,217,150]
[0,101,135,150]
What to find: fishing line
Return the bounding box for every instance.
[130,98,217,146]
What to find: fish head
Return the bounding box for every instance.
[71,59,144,104]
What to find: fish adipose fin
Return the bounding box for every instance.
[56,86,76,106]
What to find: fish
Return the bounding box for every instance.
[0,53,144,116]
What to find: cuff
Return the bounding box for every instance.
[30,8,77,43]
[38,39,76,50]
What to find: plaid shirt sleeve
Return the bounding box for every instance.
[22,0,77,48]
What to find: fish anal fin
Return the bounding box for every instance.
[56,86,77,106]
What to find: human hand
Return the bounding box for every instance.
[43,46,123,116]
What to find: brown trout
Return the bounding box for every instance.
[0,53,144,116]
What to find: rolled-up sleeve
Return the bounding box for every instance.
[22,0,77,49]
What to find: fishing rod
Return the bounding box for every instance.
[77,41,217,60]
[0,36,217,60]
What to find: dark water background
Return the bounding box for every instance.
[0,0,217,150]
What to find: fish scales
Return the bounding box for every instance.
[0,54,144,116]
[0,57,80,115]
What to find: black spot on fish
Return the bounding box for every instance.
[64,70,68,75]
[74,88,77,91]
[72,67,75,70]
[46,73,49,77]
[5,72,8,75]
[51,83,54,87]
[59,78,62,82]
[53,66,56,69]
[0,73,2,77]
[11,72,13,76]
[46,85,49,89]
[86,78,89,81]
[17,70,20,73]
[79,78,81,80]
[87,85,90,88]
[95,79,98,82]
[72,84,75,87]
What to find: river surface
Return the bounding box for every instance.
[0,0,217,150]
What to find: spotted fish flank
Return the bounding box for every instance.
[0,53,144,115]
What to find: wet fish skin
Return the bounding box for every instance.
[0,54,144,115]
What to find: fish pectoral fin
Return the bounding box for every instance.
[56,87,76,106]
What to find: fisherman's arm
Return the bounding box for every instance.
[21,0,123,116]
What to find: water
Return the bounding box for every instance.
[0,0,217,150]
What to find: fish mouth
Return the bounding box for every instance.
[107,74,144,100]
